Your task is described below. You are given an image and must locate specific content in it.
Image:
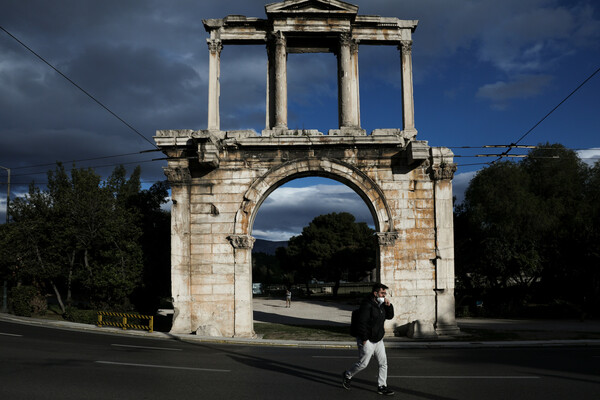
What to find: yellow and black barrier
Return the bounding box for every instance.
[97,311,154,333]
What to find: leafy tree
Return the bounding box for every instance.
[456,161,544,295]
[277,212,376,296]
[521,144,589,306]
[455,144,599,316]
[3,164,147,311]
[583,160,600,312]
[252,252,283,286]
[127,180,171,312]
[5,184,68,311]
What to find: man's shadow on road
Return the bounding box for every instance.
[253,310,347,326]
[167,334,457,399]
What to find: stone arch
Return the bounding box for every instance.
[233,157,394,237]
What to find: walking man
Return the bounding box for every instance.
[342,283,394,395]
[285,288,292,308]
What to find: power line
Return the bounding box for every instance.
[0,25,159,150]
[491,65,600,164]
[10,158,163,178]
[4,179,169,185]
[9,149,161,170]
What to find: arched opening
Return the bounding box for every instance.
[248,173,382,336]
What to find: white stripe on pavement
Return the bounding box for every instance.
[95,361,230,372]
[313,356,421,359]
[111,344,182,351]
[389,376,540,379]
[0,332,23,337]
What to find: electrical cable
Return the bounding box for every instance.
[491,65,600,164]
[0,25,159,150]
[10,158,161,178]
[9,149,161,170]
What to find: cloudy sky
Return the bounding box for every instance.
[1,0,599,240]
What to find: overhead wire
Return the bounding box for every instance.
[1,25,598,179]
[490,65,600,164]
[0,25,159,150]
[9,149,161,171]
[10,158,165,178]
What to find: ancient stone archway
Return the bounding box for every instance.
[234,158,394,235]
[155,0,460,338]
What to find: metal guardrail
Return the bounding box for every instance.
[97,311,153,333]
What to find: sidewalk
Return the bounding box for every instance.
[1,298,599,349]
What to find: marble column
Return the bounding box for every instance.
[273,31,287,129]
[430,155,460,335]
[228,234,256,337]
[338,34,360,128]
[377,232,399,336]
[399,40,416,135]
[163,161,192,333]
[266,41,276,129]
[207,39,222,131]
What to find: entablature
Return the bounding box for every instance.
[202,1,418,46]
[154,129,437,168]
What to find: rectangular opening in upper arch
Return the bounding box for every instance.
[287,52,338,133]
[219,45,267,132]
[359,45,403,133]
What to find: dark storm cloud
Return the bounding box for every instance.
[1,0,599,228]
[252,184,374,241]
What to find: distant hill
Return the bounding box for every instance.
[253,239,288,255]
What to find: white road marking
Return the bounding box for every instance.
[95,361,230,372]
[313,356,421,359]
[389,375,540,379]
[0,332,23,337]
[111,343,182,351]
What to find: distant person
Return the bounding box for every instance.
[342,283,394,395]
[285,288,292,308]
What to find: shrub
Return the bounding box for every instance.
[30,294,48,316]
[63,307,98,325]
[9,286,40,317]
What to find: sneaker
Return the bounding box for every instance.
[377,386,394,395]
[342,372,352,389]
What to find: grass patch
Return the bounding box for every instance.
[254,322,351,341]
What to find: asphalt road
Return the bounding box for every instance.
[1,320,599,400]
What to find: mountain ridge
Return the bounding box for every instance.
[253,239,288,255]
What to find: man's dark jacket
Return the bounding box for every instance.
[355,295,394,342]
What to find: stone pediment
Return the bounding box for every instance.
[265,0,359,15]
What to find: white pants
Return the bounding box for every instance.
[346,339,388,387]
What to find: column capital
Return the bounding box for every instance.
[163,165,191,184]
[339,33,358,53]
[430,163,457,181]
[228,234,256,249]
[269,30,286,47]
[377,232,400,246]
[207,38,223,55]
[399,40,413,55]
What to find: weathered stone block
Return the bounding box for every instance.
[191,223,212,234]
[191,244,211,255]
[212,263,235,274]
[211,223,234,234]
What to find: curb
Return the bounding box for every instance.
[2,313,600,350]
